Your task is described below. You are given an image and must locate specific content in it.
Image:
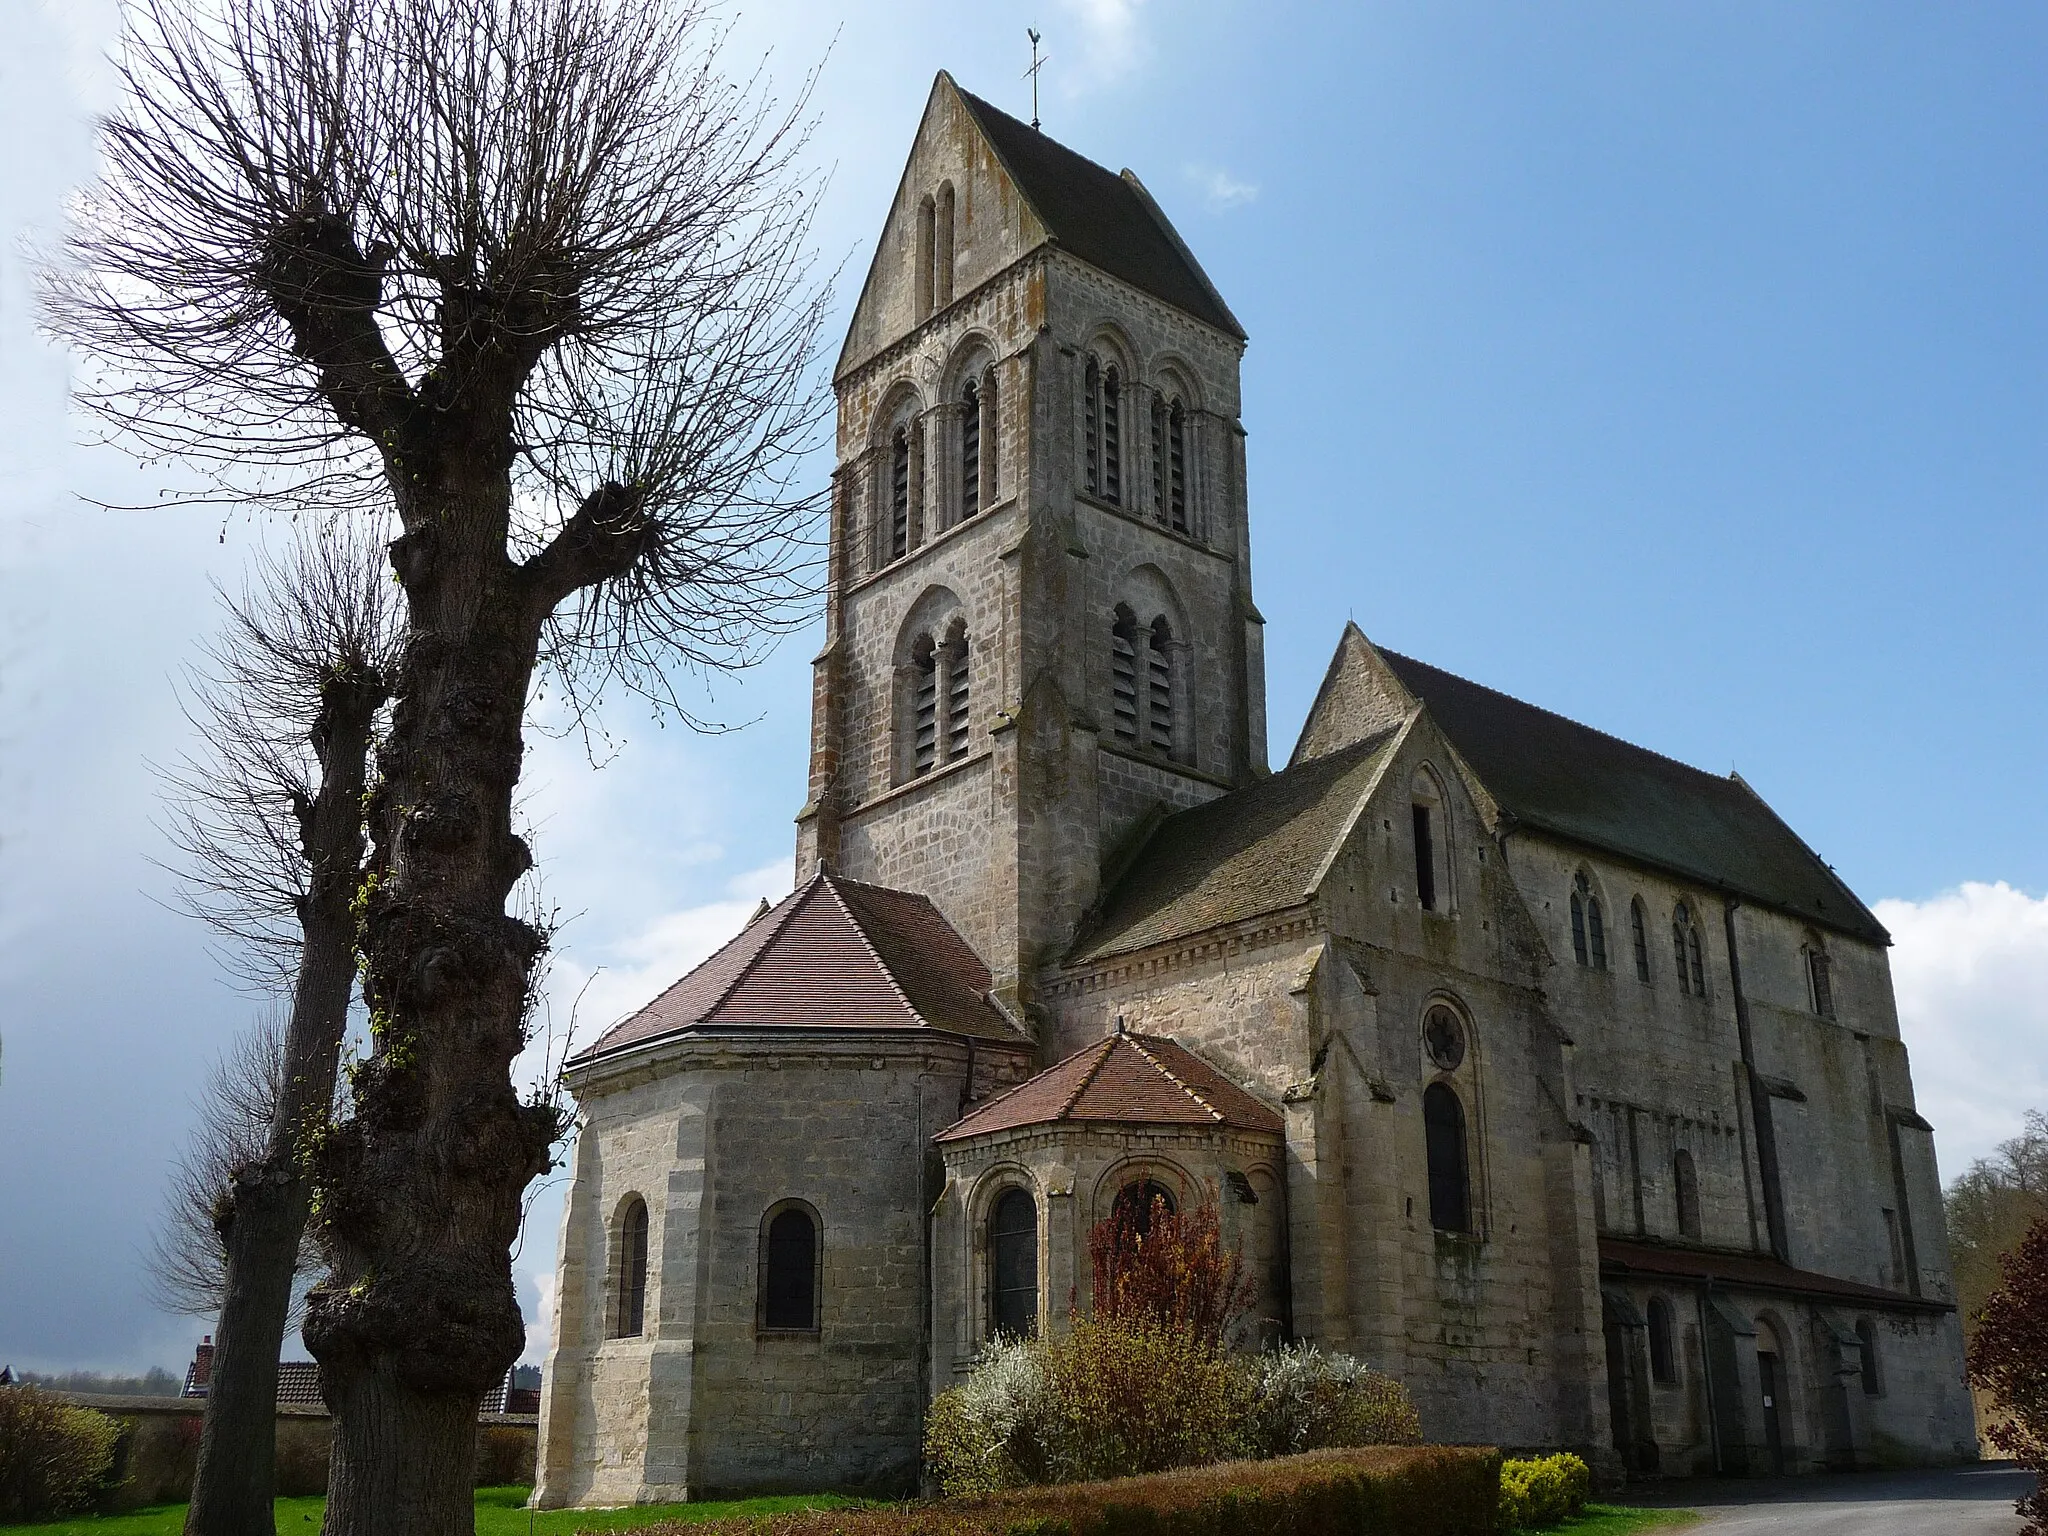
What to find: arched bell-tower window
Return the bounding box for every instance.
[1084,357,1102,496]
[1146,615,1175,755]
[960,376,981,519]
[1100,366,1122,505]
[1167,399,1187,531]
[889,426,912,562]
[1110,604,1140,743]
[933,182,956,308]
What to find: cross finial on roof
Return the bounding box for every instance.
[1024,29,1049,130]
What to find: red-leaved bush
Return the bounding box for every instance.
[1970,1215,2048,1535]
[1088,1193,1257,1352]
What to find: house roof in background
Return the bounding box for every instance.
[953,83,1246,339]
[573,872,1028,1064]
[1376,649,1889,944]
[936,1030,1282,1143]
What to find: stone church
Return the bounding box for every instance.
[534,74,1975,1503]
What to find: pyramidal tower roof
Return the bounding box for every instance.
[570,872,1029,1066]
[947,81,1244,339]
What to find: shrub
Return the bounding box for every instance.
[1497,1453,1589,1530]
[1242,1343,1422,1457]
[926,1320,1250,1494]
[1090,1195,1256,1351]
[0,1385,124,1521]
[1970,1214,2048,1534]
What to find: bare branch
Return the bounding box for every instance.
[147,1013,330,1323]
[154,521,401,989]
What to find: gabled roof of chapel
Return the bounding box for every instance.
[949,85,1245,340]
[935,1029,1282,1143]
[1293,624,1889,945]
[571,871,1029,1064]
[1068,727,1407,965]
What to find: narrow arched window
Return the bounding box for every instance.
[1167,401,1187,533]
[610,1197,649,1339]
[1423,1083,1471,1234]
[1631,898,1651,983]
[911,632,939,776]
[762,1205,819,1332]
[934,183,956,308]
[1856,1318,1883,1396]
[1572,873,1606,970]
[1084,358,1102,495]
[914,196,936,321]
[960,377,981,519]
[1110,605,1140,743]
[1648,1296,1677,1383]
[1805,938,1835,1019]
[943,622,971,762]
[1413,802,1438,911]
[1113,1179,1175,1238]
[1674,1148,1701,1239]
[1672,902,1705,997]
[1146,615,1174,755]
[989,1188,1039,1339]
[890,427,911,561]
[1101,367,1122,505]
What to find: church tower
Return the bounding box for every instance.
[797,74,1267,1017]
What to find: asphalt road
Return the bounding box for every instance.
[1621,1464,2034,1534]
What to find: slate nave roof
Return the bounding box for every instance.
[1072,625,1887,966]
[570,870,1028,1065]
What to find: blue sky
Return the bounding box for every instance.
[3,0,2045,1375]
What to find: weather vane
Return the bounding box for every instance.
[1024,28,1048,130]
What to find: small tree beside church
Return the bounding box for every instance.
[1969,1215,2048,1535]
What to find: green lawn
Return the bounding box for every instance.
[3,1487,861,1536]
[1554,1506,1702,1534]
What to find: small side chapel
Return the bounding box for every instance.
[535,75,1974,1503]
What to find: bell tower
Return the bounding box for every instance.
[797,72,1267,1017]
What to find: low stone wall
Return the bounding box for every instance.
[60,1395,537,1509]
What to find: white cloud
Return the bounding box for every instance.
[1186,162,1259,212]
[524,858,796,1078]
[1875,881,2048,1178]
[1055,0,1149,88]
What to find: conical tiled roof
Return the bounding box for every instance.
[936,1031,1281,1143]
[571,872,1027,1065]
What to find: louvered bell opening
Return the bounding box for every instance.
[1150,401,1166,521]
[961,383,980,519]
[1111,626,1139,742]
[1147,643,1172,754]
[890,432,910,560]
[914,662,939,775]
[1102,371,1121,505]
[946,650,971,761]
[1084,362,1100,495]
[1168,408,1187,532]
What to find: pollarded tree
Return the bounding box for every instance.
[44,1,830,1530]
[150,529,396,1536]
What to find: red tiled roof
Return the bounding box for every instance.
[1598,1238,1953,1313]
[937,1031,1282,1143]
[573,872,1027,1063]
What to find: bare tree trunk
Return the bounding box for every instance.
[305,507,568,1536]
[188,676,381,1536]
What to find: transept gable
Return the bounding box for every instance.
[1294,624,1887,945]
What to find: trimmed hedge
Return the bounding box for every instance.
[651,1445,1503,1536]
[1498,1454,1590,1531]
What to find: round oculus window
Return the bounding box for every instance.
[1423,1006,1466,1072]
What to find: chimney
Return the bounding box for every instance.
[183,1336,214,1398]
